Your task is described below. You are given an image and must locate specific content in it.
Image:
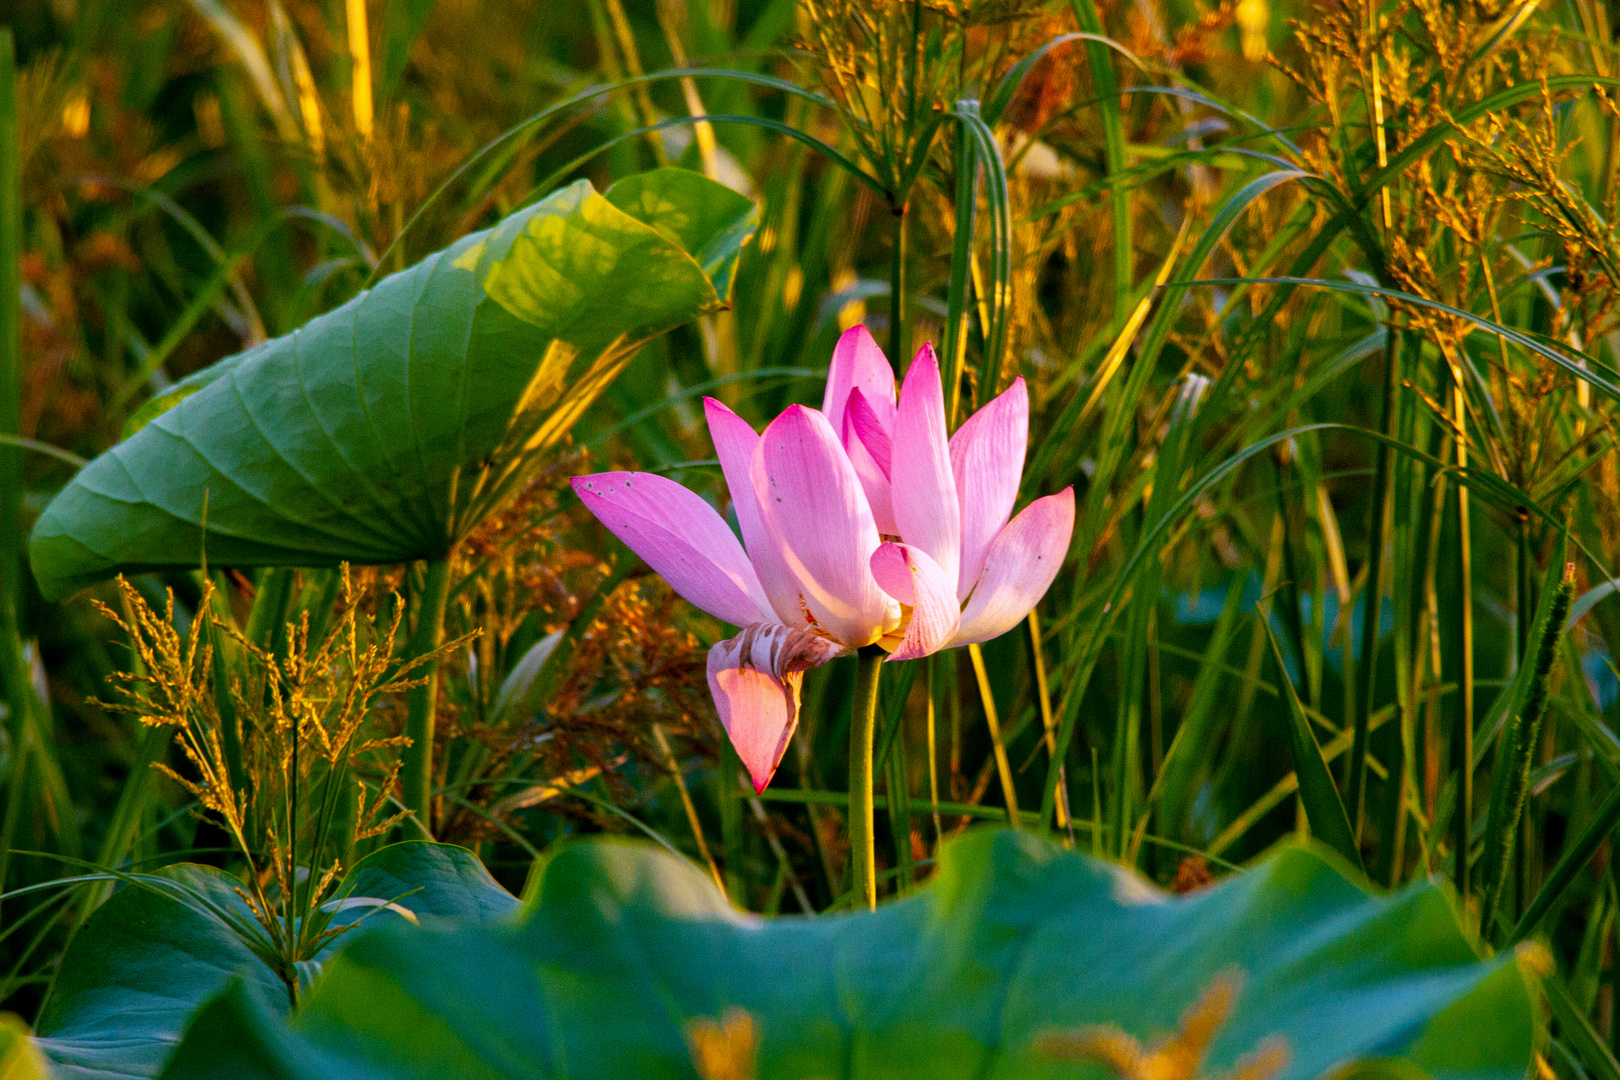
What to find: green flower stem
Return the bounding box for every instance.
[850,644,886,911]
[402,555,453,840]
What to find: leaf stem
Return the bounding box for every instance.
[849,645,885,911]
[402,555,454,840]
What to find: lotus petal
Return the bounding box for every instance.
[952,487,1075,647]
[571,473,769,628]
[870,542,962,661]
[707,624,848,792]
[750,405,895,646]
[949,378,1028,600]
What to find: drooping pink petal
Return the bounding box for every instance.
[750,405,896,647]
[704,397,809,630]
[949,378,1029,601]
[870,543,961,661]
[843,388,897,536]
[572,473,771,628]
[951,487,1075,647]
[707,624,849,792]
[890,344,961,589]
[821,324,894,438]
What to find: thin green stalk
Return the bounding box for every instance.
[969,642,1021,829]
[79,725,173,916]
[886,723,913,889]
[1272,453,1312,708]
[888,206,909,374]
[1373,697,1411,886]
[0,31,22,930]
[925,657,943,849]
[718,737,745,904]
[1448,387,1476,903]
[1067,0,1130,329]
[1348,332,1400,837]
[849,645,885,911]
[1512,773,1620,945]
[1029,609,1071,836]
[401,556,453,840]
[943,112,976,427]
[653,723,725,895]
[1517,511,1532,666]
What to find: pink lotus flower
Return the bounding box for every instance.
[571,326,1074,792]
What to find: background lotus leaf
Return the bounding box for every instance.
[27,168,756,600]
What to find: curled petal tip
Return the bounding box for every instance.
[708,624,848,793]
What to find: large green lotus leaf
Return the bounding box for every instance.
[33,842,518,1079]
[28,168,757,600]
[158,830,1536,1080]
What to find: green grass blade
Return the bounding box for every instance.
[1347,334,1401,838]
[1512,778,1620,946]
[984,33,1144,127]
[1262,613,1362,870]
[1547,974,1620,1080]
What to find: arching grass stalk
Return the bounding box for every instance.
[849,645,886,911]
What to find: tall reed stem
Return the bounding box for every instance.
[402,555,453,839]
[850,645,885,910]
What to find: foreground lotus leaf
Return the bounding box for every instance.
[28,168,757,600]
[145,830,1534,1079]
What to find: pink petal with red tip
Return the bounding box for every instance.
[890,345,961,588]
[750,405,894,646]
[951,487,1075,647]
[707,624,848,792]
[572,473,770,628]
[870,542,961,661]
[950,378,1029,600]
[821,324,894,439]
[704,397,809,630]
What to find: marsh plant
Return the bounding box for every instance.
[94,569,461,1003]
